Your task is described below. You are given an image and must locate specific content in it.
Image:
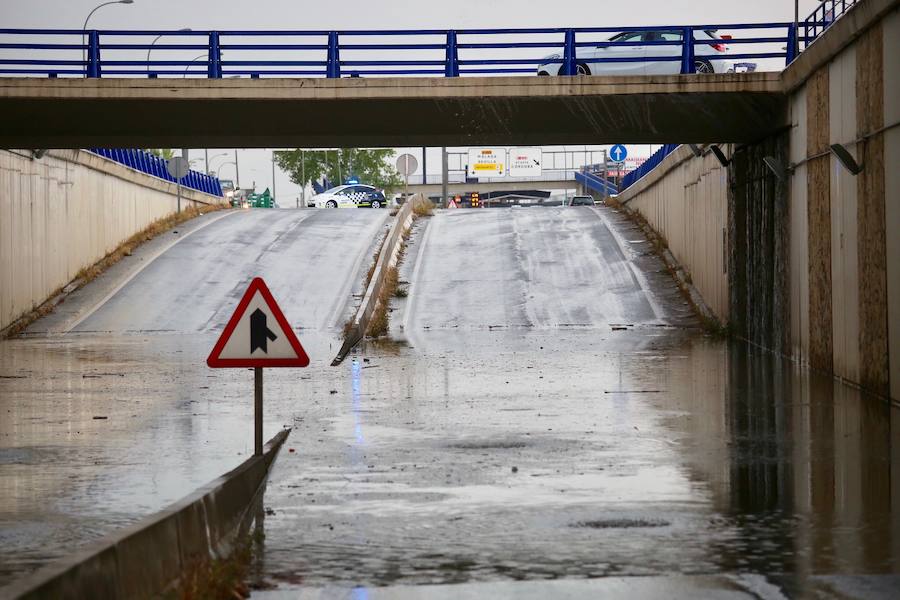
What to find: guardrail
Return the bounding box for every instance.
[620,144,680,192]
[0,21,831,79]
[88,148,223,196]
[803,0,860,43]
[575,170,619,197]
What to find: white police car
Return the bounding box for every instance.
[312,184,386,208]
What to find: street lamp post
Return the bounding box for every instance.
[216,161,237,180]
[147,28,191,76]
[207,153,229,174]
[183,53,207,77]
[82,0,135,76]
[271,150,278,203]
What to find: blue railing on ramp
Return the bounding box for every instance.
[575,170,618,197]
[88,148,223,197]
[620,144,680,193]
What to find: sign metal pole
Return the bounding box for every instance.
[206,277,310,459]
[254,367,263,456]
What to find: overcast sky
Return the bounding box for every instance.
[5,0,825,199]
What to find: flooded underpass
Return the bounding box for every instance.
[1,207,897,598]
[249,329,899,598]
[249,207,900,597]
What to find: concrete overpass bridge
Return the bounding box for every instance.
[0,18,811,148]
[0,73,784,148]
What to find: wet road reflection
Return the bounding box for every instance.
[250,330,899,594]
[0,206,897,597]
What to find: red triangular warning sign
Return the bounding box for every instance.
[207,277,310,368]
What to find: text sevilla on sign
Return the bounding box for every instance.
[207,277,310,368]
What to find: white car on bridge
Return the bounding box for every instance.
[537,29,750,76]
[312,184,386,208]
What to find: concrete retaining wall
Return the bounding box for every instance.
[787,3,898,401]
[0,149,224,332]
[3,429,288,600]
[618,145,730,324]
[333,198,416,365]
[617,0,899,402]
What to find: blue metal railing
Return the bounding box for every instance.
[803,0,859,47]
[0,21,829,79]
[620,144,680,193]
[88,148,223,197]
[575,170,618,196]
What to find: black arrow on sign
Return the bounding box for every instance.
[250,308,278,353]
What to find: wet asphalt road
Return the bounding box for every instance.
[0,208,387,588]
[71,208,389,357]
[402,206,671,332]
[1,205,898,598]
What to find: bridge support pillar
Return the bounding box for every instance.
[680,27,695,74]
[786,23,798,65]
[444,30,459,77]
[86,30,101,78]
[327,32,341,79]
[561,29,576,76]
[208,32,222,78]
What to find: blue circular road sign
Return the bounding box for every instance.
[610,144,628,163]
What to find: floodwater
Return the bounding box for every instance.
[0,207,897,598]
[248,330,899,597]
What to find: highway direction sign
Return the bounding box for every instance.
[207,277,309,368]
[610,144,628,163]
[508,147,542,177]
[467,148,506,177]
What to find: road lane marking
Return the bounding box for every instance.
[62,210,239,334]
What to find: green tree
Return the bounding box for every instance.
[145,148,175,160]
[275,148,403,194]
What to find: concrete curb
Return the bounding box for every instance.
[3,429,290,600]
[332,199,418,365]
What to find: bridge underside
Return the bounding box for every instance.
[0,74,785,148]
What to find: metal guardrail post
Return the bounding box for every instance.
[561,29,576,76]
[208,32,222,78]
[786,23,798,64]
[444,30,459,77]
[679,26,695,74]
[326,31,341,78]
[86,30,101,78]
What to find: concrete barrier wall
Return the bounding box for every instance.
[617,0,899,402]
[0,149,224,332]
[333,198,416,365]
[618,145,730,324]
[3,429,288,600]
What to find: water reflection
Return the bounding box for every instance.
[659,340,899,583]
[257,330,898,592]
[1,329,897,593]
